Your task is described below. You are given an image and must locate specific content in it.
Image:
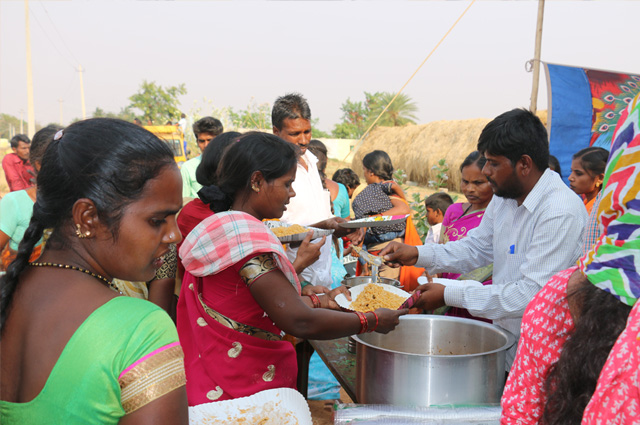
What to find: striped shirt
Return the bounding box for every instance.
[416,169,588,369]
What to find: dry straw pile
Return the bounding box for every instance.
[351,111,547,192]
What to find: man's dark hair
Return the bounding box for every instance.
[477,108,549,171]
[30,125,63,166]
[196,131,242,186]
[10,134,30,149]
[192,117,223,138]
[424,192,454,215]
[272,93,311,130]
[332,168,360,190]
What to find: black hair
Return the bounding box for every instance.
[29,125,63,167]
[0,118,175,331]
[424,192,454,215]
[307,144,328,189]
[362,150,394,181]
[459,150,487,173]
[272,93,311,130]
[332,168,360,190]
[477,108,549,171]
[10,134,30,148]
[572,147,608,178]
[192,116,224,138]
[542,276,632,425]
[548,155,562,178]
[309,139,328,157]
[195,131,242,186]
[198,132,298,213]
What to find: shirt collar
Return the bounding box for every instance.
[521,168,556,212]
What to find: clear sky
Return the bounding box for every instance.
[2,0,639,133]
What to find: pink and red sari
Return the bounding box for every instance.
[440,203,492,322]
[177,211,301,406]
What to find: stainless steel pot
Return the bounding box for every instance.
[341,276,401,288]
[353,315,515,406]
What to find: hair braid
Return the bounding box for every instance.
[0,217,45,332]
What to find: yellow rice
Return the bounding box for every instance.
[350,284,405,311]
[271,224,308,237]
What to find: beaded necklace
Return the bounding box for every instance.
[29,262,122,294]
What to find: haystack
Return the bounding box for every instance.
[351,111,547,192]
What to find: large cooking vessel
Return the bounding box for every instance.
[341,276,401,288]
[353,315,515,406]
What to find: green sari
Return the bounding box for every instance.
[0,297,185,424]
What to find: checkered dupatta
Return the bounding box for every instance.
[579,93,640,306]
[180,211,301,294]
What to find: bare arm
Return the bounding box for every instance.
[381,196,411,216]
[119,387,188,425]
[249,270,406,339]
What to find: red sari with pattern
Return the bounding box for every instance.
[500,267,576,425]
[177,211,301,406]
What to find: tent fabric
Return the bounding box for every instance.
[544,62,640,185]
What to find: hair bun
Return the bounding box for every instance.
[198,185,230,212]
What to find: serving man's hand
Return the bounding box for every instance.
[413,281,446,311]
[380,241,419,267]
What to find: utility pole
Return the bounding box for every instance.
[25,0,36,137]
[59,99,64,125]
[78,65,86,120]
[20,110,25,134]
[530,0,545,114]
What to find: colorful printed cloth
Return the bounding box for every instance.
[352,182,406,235]
[579,93,640,306]
[178,211,301,405]
[179,211,300,293]
[500,267,576,424]
[581,300,640,424]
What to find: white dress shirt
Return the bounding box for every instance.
[416,169,588,368]
[280,150,333,286]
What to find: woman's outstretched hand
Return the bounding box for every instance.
[292,232,325,274]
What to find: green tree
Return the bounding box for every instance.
[228,98,271,130]
[332,91,418,138]
[0,114,30,140]
[366,92,418,127]
[127,80,187,124]
[332,98,367,139]
[91,107,135,122]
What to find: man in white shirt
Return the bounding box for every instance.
[381,108,587,368]
[272,93,356,287]
[180,117,223,199]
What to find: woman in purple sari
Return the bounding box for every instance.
[440,151,494,322]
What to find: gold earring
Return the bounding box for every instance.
[75,224,87,239]
[252,184,260,193]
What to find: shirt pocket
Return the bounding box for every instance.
[505,253,527,280]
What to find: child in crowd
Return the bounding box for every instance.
[423,192,453,244]
[332,168,361,199]
[568,147,609,214]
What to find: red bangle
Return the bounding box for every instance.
[368,311,379,333]
[308,294,321,309]
[356,311,368,334]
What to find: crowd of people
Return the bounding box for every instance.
[1,90,638,424]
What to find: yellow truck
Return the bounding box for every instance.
[144,125,187,167]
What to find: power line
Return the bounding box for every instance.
[39,2,80,65]
[28,4,75,70]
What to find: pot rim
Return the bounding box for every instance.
[353,315,516,358]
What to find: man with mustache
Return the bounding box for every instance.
[380,108,587,370]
